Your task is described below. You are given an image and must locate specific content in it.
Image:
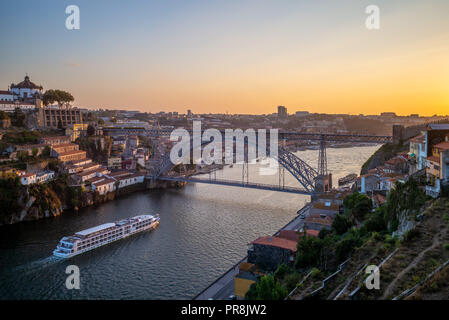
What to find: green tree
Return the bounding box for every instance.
[43,89,74,106]
[274,264,290,280]
[41,145,51,158]
[87,125,95,136]
[11,107,26,127]
[17,150,29,161]
[332,214,353,235]
[384,178,427,232]
[295,235,335,271]
[245,274,288,300]
[32,147,38,158]
[359,207,387,236]
[0,111,10,120]
[344,192,372,221]
[335,231,362,262]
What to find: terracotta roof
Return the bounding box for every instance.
[41,136,70,141]
[21,173,36,178]
[373,194,386,205]
[315,192,348,200]
[305,217,333,226]
[312,202,340,211]
[298,230,320,238]
[108,170,132,178]
[434,141,449,151]
[116,172,144,180]
[81,163,100,171]
[16,143,48,150]
[57,150,86,157]
[278,230,300,242]
[78,167,108,177]
[250,236,298,252]
[410,135,425,143]
[87,176,105,184]
[385,157,407,166]
[427,156,440,163]
[70,158,92,166]
[51,143,77,149]
[0,90,12,95]
[92,178,116,188]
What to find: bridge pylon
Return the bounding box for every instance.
[318,135,327,177]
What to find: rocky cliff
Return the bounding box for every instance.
[0,181,63,225]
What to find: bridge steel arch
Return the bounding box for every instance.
[152,136,319,194]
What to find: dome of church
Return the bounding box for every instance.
[10,75,43,90]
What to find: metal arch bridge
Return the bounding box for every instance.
[146,129,392,195]
[154,145,319,195]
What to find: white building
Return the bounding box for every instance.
[36,171,55,184]
[9,75,43,101]
[105,171,145,189]
[91,178,117,195]
[20,171,55,185]
[0,90,14,102]
[0,75,43,111]
[20,173,37,185]
[115,173,144,188]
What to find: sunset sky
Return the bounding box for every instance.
[1,0,448,115]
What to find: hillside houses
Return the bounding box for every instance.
[106,134,150,171]
[405,124,449,197]
[354,122,449,198]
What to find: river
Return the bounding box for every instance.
[0,145,379,299]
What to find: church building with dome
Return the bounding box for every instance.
[0,75,43,103]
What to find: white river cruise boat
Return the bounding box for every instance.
[53,214,160,258]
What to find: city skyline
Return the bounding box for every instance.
[1,0,448,116]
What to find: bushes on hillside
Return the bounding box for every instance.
[384,178,428,232]
[359,207,387,236]
[295,235,336,271]
[343,192,372,221]
[245,274,288,300]
[332,214,353,235]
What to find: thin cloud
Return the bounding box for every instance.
[64,61,81,68]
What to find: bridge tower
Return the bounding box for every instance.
[317,135,328,176]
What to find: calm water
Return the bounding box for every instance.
[0,146,379,299]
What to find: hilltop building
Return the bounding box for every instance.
[0,75,83,129]
[277,106,288,118]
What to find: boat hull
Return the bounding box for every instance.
[53,219,159,259]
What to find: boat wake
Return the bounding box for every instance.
[9,256,63,276]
